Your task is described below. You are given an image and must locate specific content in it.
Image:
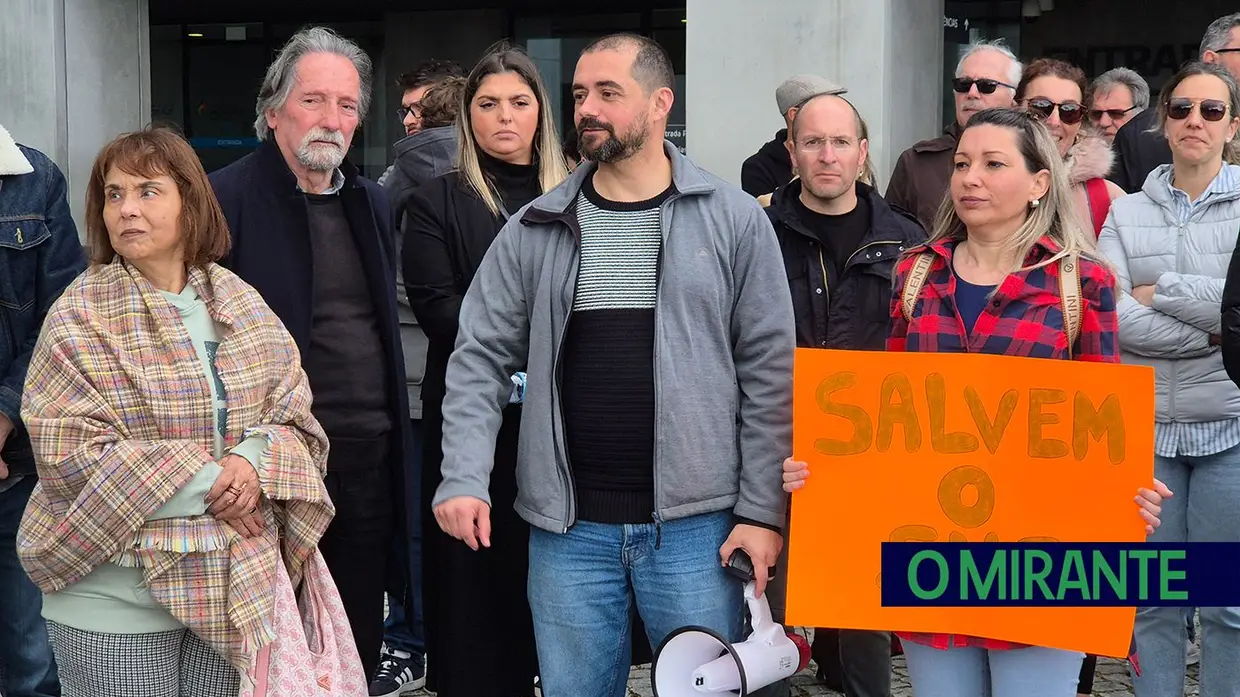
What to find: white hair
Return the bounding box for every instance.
[253,26,373,141]
[955,39,1023,87]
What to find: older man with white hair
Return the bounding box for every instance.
[885,40,1022,229]
[208,26,413,682]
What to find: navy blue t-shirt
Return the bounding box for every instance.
[952,265,997,334]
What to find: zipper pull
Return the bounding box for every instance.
[14,226,22,244]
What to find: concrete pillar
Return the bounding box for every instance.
[0,0,149,240]
[685,0,944,191]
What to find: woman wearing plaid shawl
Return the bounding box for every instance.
[16,128,336,697]
[783,108,1172,697]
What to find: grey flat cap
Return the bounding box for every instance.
[776,74,848,115]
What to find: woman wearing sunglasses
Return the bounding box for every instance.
[1016,58,1125,241]
[1098,61,1240,697]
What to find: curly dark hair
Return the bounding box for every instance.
[417,76,466,129]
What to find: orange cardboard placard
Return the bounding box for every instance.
[786,349,1156,657]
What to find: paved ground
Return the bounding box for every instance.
[409,645,1201,696]
[622,654,1199,697]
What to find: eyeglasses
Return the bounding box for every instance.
[1024,97,1086,125]
[398,105,423,121]
[952,77,1017,95]
[1166,97,1230,122]
[795,136,858,153]
[1088,105,1138,122]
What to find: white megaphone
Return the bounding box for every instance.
[650,550,810,696]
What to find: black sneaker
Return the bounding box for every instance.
[368,649,425,697]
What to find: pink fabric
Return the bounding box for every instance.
[241,549,367,696]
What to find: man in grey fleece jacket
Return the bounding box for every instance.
[432,34,794,697]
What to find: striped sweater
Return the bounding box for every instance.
[561,175,671,523]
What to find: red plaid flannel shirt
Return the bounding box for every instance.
[889,234,1119,651]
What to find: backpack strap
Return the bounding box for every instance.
[1084,178,1111,239]
[1058,251,1083,358]
[901,252,936,322]
[902,249,1083,358]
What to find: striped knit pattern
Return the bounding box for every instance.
[561,181,668,523]
[572,192,662,312]
[18,260,333,673]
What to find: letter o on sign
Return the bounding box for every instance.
[937,465,995,529]
[908,550,949,600]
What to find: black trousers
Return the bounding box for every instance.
[319,434,394,682]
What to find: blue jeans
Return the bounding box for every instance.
[902,641,1083,697]
[382,419,425,658]
[0,476,59,697]
[529,511,780,697]
[1134,445,1240,697]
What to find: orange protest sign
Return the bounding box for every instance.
[785,349,1156,657]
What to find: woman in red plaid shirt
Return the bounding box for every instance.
[784,108,1171,696]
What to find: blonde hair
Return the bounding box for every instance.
[925,107,1102,271]
[456,43,568,216]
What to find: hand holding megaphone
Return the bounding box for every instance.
[651,549,810,696]
[718,523,783,598]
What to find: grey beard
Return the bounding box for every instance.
[296,142,345,172]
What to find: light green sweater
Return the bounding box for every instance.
[42,284,266,633]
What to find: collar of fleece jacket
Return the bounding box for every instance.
[0,125,34,177]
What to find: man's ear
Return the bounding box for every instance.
[653,86,676,122]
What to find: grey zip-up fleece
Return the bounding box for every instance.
[433,141,795,533]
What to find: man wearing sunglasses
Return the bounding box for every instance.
[1089,67,1150,144]
[1113,12,1240,193]
[885,40,1021,230]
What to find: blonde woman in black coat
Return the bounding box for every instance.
[401,43,567,697]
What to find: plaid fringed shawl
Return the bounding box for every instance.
[17,260,333,672]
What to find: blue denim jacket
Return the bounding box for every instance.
[0,134,86,478]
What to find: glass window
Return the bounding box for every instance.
[151,20,387,177]
[515,9,687,154]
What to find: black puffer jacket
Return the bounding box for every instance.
[768,180,926,350]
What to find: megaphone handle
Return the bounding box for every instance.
[725,548,776,583]
[744,581,779,634]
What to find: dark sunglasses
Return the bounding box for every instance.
[1025,97,1086,125]
[397,104,423,121]
[952,77,1017,95]
[1088,105,1138,122]
[1166,97,1230,122]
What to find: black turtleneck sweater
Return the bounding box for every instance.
[481,151,541,216]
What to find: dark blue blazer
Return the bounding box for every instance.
[208,138,414,534]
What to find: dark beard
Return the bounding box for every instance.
[577,116,648,163]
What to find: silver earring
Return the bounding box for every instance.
[1030,198,1041,209]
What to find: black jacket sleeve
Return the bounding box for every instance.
[1221,243,1240,386]
[740,154,779,197]
[401,185,463,347]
